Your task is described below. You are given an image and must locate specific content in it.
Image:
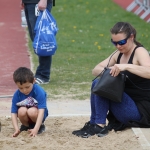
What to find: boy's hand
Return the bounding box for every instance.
[28,128,38,137]
[12,130,20,137]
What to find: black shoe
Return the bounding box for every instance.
[20,125,30,132]
[72,121,91,136]
[107,123,114,131]
[97,125,108,137]
[29,123,35,129]
[38,124,45,134]
[81,124,108,138]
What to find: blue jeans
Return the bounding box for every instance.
[24,2,53,81]
[90,79,141,125]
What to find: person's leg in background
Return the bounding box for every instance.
[24,2,53,84]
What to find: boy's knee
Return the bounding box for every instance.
[27,107,38,117]
[18,107,28,116]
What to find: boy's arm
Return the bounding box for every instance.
[11,113,20,137]
[29,109,44,137]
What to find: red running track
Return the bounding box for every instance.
[113,0,150,21]
[113,0,133,9]
[0,0,30,96]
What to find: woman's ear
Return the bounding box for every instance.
[130,34,134,40]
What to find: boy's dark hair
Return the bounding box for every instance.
[13,67,34,85]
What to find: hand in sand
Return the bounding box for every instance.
[28,128,38,137]
[12,130,20,137]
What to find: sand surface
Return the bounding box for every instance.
[0,116,143,150]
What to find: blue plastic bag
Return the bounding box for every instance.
[33,9,58,56]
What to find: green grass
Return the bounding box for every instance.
[29,0,150,100]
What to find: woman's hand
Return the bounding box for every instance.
[109,64,126,77]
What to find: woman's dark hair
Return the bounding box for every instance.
[110,22,143,47]
[13,67,34,85]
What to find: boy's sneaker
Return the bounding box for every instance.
[81,124,108,138]
[38,124,45,134]
[72,121,91,136]
[35,78,49,84]
[20,125,30,132]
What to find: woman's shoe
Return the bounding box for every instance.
[81,124,108,138]
[72,121,91,136]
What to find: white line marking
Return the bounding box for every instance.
[0,95,13,98]
[132,128,150,149]
[48,114,90,117]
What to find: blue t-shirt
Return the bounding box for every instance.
[11,84,48,119]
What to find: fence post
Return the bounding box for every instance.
[140,0,150,19]
[126,0,138,12]
[126,0,150,22]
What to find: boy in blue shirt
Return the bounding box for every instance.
[11,67,48,137]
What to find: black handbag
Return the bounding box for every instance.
[92,51,126,102]
[92,67,126,102]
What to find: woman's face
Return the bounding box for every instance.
[111,33,132,53]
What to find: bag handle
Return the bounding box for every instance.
[106,50,118,67]
[92,50,118,81]
[126,75,150,91]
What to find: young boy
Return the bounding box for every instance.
[11,67,48,137]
